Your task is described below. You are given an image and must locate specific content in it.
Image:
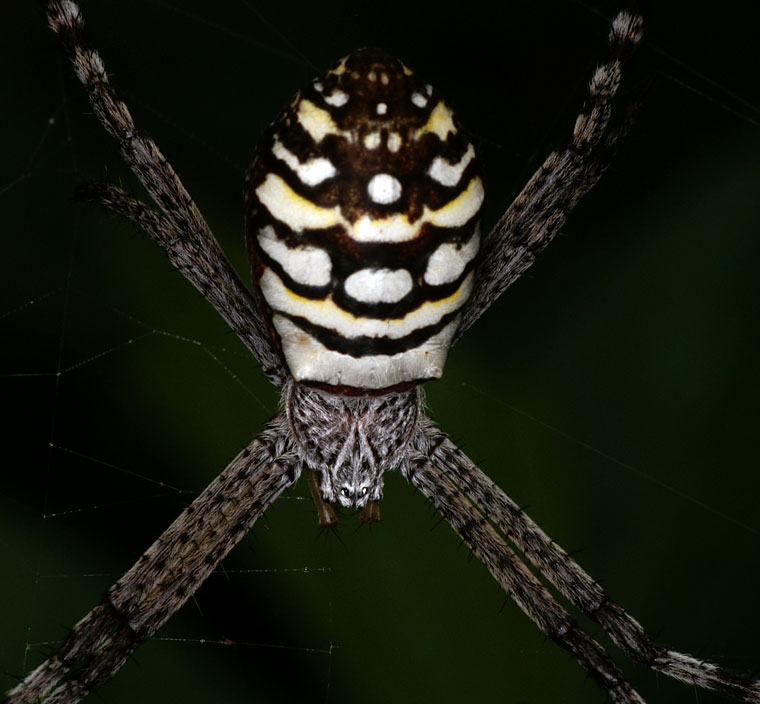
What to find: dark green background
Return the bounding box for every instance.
[2,1,759,702]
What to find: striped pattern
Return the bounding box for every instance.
[245,48,483,391]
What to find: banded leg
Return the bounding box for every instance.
[403,455,645,704]
[457,10,643,338]
[416,419,760,703]
[78,183,279,374]
[44,0,284,384]
[6,416,300,704]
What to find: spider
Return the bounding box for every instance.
[5,1,759,703]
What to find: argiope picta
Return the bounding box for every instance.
[5,2,759,703]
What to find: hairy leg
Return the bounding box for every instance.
[44,0,284,383]
[6,416,300,704]
[457,10,643,338]
[403,454,646,704]
[416,419,760,703]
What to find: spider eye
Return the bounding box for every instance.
[340,487,351,498]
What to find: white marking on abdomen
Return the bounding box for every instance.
[424,227,480,286]
[260,268,473,339]
[257,173,483,243]
[367,173,402,204]
[424,177,484,229]
[256,173,342,230]
[272,139,337,186]
[297,99,349,143]
[344,268,413,304]
[427,144,475,187]
[411,91,427,108]
[258,226,331,287]
[272,315,460,389]
[414,101,456,141]
[364,132,381,149]
[324,89,349,107]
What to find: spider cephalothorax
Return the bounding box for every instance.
[285,381,420,510]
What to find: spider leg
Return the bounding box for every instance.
[417,418,760,703]
[5,416,301,704]
[78,183,281,382]
[403,454,646,704]
[457,10,643,339]
[43,0,285,386]
[306,467,339,526]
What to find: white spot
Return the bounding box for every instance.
[259,268,473,340]
[325,89,349,107]
[425,83,433,95]
[367,173,402,204]
[368,70,377,82]
[424,227,480,286]
[427,143,476,187]
[313,81,324,92]
[411,91,427,108]
[380,72,389,85]
[364,132,381,150]
[258,226,332,287]
[344,268,413,304]
[387,133,402,152]
[272,315,460,389]
[272,139,337,186]
[376,102,387,115]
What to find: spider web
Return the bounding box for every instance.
[2,1,760,703]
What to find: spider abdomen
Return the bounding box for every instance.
[245,48,483,392]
